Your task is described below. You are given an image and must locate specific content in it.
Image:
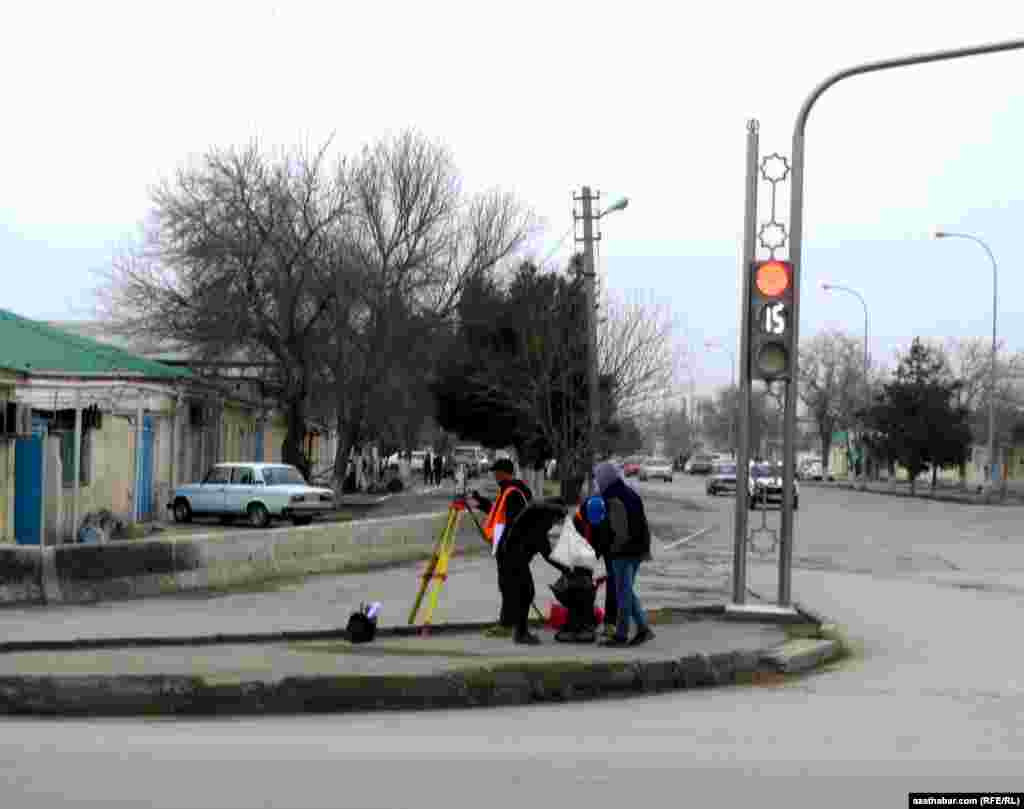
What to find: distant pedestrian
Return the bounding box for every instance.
[423,451,433,486]
[594,462,654,647]
[433,453,443,486]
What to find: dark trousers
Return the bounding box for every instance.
[497,556,535,635]
[603,557,618,625]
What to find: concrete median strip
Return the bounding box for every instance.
[0,607,843,717]
[1,509,487,608]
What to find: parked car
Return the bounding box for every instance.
[799,460,824,481]
[748,462,799,509]
[169,463,336,528]
[623,456,644,477]
[706,462,738,496]
[410,450,430,472]
[639,457,674,482]
[688,454,716,475]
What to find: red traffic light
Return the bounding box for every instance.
[755,260,791,297]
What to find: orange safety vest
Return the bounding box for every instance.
[482,484,527,556]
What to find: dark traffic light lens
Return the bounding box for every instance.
[756,343,788,377]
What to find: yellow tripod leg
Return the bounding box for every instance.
[408,507,457,625]
[422,509,460,626]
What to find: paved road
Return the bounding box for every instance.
[3,476,1023,807]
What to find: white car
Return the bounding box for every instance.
[169,462,336,528]
[639,457,674,482]
[410,450,429,472]
[748,462,800,510]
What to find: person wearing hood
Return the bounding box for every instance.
[472,458,537,643]
[593,462,655,647]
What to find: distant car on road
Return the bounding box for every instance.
[749,462,799,509]
[639,457,674,482]
[688,454,716,475]
[623,456,644,477]
[169,463,336,528]
[706,462,737,496]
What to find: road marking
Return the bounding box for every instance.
[662,525,715,550]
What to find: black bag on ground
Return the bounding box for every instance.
[551,567,599,642]
[346,612,377,643]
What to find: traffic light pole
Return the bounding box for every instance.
[780,37,1024,607]
[731,119,758,605]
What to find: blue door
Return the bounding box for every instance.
[14,435,44,545]
[136,415,155,520]
[254,425,264,462]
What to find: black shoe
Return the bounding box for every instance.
[600,636,630,648]
[514,632,541,646]
[628,627,655,647]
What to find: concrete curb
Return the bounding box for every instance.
[0,607,841,717]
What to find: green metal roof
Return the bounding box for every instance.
[0,309,190,379]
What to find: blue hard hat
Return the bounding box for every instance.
[585,495,607,525]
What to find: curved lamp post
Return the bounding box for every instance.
[934,229,999,493]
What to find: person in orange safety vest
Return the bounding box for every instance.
[471,458,537,644]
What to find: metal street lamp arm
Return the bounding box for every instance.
[795,39,1024,136]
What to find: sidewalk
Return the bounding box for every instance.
[0,549,840,716]
[802,477,1024,505]
[0,608,831,716]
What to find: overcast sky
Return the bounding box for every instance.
[2,1,1022,396]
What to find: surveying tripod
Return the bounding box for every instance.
[408,485,546,629]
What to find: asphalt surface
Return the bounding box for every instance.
[4,474,1023,807]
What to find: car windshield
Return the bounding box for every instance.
[649,458,671,466]
[751,464,776,479]
[717,464,737,475]
[262,466,307,486]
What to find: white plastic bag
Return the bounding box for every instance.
[551,517,598,570]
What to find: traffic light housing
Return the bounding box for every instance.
[748,259,794,382]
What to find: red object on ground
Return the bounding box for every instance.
[547,603,605,628]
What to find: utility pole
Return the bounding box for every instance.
[577,186,600,499]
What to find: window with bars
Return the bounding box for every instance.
[58,429,92,487]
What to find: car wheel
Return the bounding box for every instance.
[292,516,313,527]
[247,502,271,529]
[173,498,192,524]
[667,476,673,483]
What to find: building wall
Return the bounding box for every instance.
[266,416,287,463]
[221,404,260,463]
[0,377,14,543]
[69,413,138,521]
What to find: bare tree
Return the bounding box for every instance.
[98,140,352,475]
[598,288,680,421]
[797,330,866,474]
[322,130,534,490]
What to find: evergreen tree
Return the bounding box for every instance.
[862,338,971,494]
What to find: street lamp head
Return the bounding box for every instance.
[601,196,630,217]
[933,229,948,239]
[820,282,832,291]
